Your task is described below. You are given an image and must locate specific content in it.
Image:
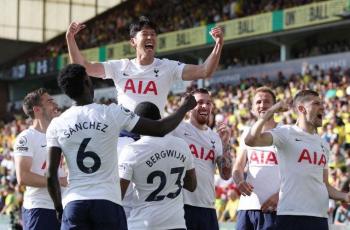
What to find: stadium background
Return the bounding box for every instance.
[0,0,350,229]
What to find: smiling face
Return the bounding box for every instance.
[36,93,60,121]
[190,92,213,126]
[252,91,275,118]
[130,27,157,58]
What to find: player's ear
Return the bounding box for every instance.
[130,37,136,48]
[297,105,306,114]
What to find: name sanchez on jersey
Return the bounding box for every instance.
[146,149,187,167]
[63,122,109,138]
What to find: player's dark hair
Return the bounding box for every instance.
[134,102,161,120]
[255,86,276,103]
[293,89,319,107]
[22,88,48,118]
[57,64,86,99]
[191,88,210,95]
[129,16,157,38]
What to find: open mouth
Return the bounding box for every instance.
[317,113,323,119]
[145,43,154,50]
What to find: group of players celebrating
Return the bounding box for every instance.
[13,16,350,230]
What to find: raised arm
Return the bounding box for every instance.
[245,100,289,147]
[46,146,64,221]
[131,94,197,136]
[182,26,224,81]
[216,123,233,180]
[66,22,105,77]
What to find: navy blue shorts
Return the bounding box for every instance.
[184,204,219,230]
[236,210,276,230]
[61,200,127,230]
[275,215,328,230]
[22,207,60,230]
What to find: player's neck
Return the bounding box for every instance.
[190,118,208,131]
[136,55,154,65]
[32,118,49,133]
[296,119,317,134]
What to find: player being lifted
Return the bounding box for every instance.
[46,64,197,230]
[119,101,197,230]
[66,16,224,115]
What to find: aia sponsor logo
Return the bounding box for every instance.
[124,79,158,95]
[249,151,278,165]
[189,144,215,164]
[297,149,327,167]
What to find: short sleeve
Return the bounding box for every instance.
[165,59,185,83]
[118,146,135,180]
[46,119,60,148]
[13,132,33,157]
[108,104,140,132]
[102,59,128,80]
[269,126,288,148]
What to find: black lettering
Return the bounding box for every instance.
[238,19,254,35]
[180,154,186,163]
[75,123,82,131]
[160,150,166,158]
[167,149,175,157]
[96,122,101,131]
[146,160,153,167]
[64,130,70,138]
[89,122,96,129]
[155,153,161,161]
[83,122,89,129]
[69,127,76,136]
[151,156,156,164]
[101,124,108,132]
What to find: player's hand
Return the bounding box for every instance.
[182,93,197,111]
[237,181,254,196]
[209,26,224,45]
[59,176,68,187]
[269,98,291,113]
[344,192,350,203]
[217,122,231,146]
[66,22,86,39]
[261,192,279,213]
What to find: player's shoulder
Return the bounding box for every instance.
[15,127,39,142]
[270,124,292,132]
[158,58,183,66]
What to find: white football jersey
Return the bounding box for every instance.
[13,127,65,209]
[46,103,139,207]
[102,58,185,115]
[119,135,194,230]
[269,125,330,218]
[171,121,222,209]
[238,127,280,210]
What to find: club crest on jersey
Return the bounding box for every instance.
[124,79,158,95]
[122,72,129,76]
[154,69,159,77]
[297,148,327,167]
[210,140,216,149]
[189,144,215,163]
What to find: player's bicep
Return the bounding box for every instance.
[323,169,329,185]
[183,168,196,192]
[86,62,105,78]
[14,156,33,184]
[182,64,205,81]
[246,131,273,147]
[131,117,164,137]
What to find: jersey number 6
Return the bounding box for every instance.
[77,138,101,174]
